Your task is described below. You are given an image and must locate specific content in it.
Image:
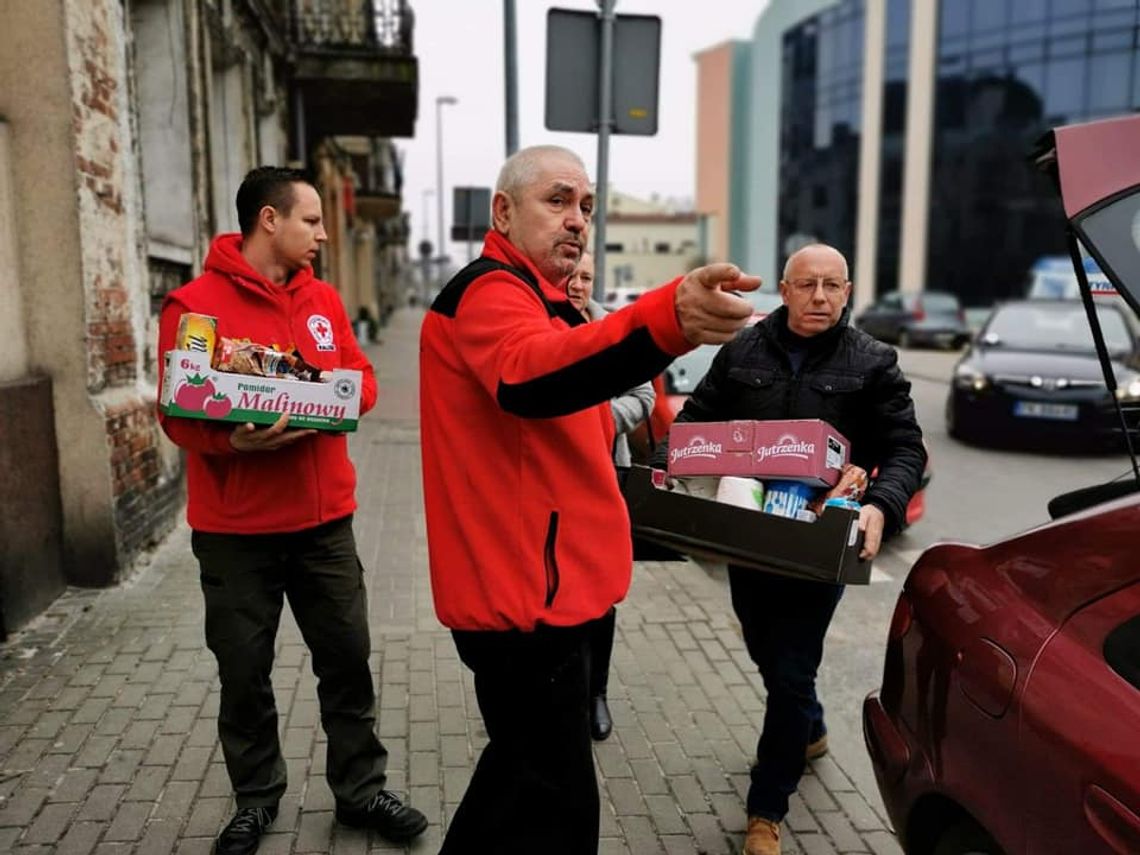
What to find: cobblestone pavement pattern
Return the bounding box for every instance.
[0,309,903,854]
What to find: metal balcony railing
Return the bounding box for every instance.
[293,0,413,53]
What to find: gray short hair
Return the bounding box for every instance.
[495,145,587,197]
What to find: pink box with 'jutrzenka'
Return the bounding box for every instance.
[666,419,849,487]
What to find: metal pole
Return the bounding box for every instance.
[466,191,474,262]
[504,0,519,156]
[435,99,445,273]
[1067,229,1140,482]
[592,0,616,303]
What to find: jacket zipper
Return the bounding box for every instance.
[543,511,561,608]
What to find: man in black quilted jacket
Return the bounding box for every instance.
[656,243,926,855]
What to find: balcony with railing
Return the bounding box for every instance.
[291,0,418,140]
[338,137,404,222]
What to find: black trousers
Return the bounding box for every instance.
[191,515,388,810]
[441,624,599,855]
[587,607,616,697]
[729,567,844,821]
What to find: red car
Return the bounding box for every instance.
[863,115,1140,854]
[863,508,1140,854]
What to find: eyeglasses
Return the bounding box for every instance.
[786,277,848,295]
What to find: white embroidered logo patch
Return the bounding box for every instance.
[307,314,336,351]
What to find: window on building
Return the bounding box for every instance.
[654,242,671,254]
[605,242,624,253]
[940,1,970,38]
[1088,52,1131,110]
[1134,48,1140,107]
[1011,0,1048,24]
[1045,57,1087,117]
[971,0,1006,32]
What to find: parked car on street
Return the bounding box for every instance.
[864,114,1140,855]
[856,291,971,350]
[945,299,1140,446]
[603,286,643,309]
[660,291,784,419]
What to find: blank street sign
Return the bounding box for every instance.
[451,186,491,242]
[545,8,661,136]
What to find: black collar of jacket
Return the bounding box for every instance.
[761,304,851,356]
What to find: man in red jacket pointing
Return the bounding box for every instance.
[420,145,760,854]
[157,167,426,855]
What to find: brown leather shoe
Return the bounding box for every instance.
[743,817,781,855]
[806,733,829,761]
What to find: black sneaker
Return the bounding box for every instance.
[214,805,277,855]
[335,789,428,842]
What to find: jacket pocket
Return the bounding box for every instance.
[806,373,864,428]
[543,511,561,608]
[727,367,777,388]
[809,374,863,394]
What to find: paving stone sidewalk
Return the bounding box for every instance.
[0,309,902,854]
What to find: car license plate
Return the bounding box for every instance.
[1013,401,1079,421]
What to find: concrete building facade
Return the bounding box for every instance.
[0,0,417,636]
[693,40,752,266]
[596,191,700,296]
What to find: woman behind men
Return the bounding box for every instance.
[565,251,655,740]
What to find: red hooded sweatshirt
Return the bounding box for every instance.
[420,230,692,631]
[157,234,378,534]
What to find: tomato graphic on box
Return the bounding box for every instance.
[173,375,216,412]
[203,394,233,419]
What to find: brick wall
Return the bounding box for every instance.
[105,397,182,561]
[68,0,180,573]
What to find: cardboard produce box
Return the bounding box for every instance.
[622,465,870,585]
[667,419,848,487]
[160,350,362,432]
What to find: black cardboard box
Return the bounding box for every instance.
[622,466,871,585]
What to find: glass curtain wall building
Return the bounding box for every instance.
[927,0,1140,305]
[778,2,865,275]
[751,0,1140,307]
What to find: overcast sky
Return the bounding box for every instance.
[400,0,769,260]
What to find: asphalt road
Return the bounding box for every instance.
[798,345,1136,822]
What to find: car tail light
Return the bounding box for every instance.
[913,303,926,321]
[888,593,913,641]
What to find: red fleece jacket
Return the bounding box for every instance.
[157,234,377,534]
[420,231,692,631]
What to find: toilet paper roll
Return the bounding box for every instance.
[671,476,720,500]
[715,476,765,510]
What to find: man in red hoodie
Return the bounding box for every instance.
[157,167,427,855]
[420,145,760,853]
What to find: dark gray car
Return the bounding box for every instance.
[855,291,971,349]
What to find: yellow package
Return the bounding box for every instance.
[175,313,218,360]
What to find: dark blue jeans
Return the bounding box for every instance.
[729,567,845,821]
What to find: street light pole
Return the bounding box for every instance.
[504,0,519,157]
[422,188,434,249]
[435,95,458,274]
